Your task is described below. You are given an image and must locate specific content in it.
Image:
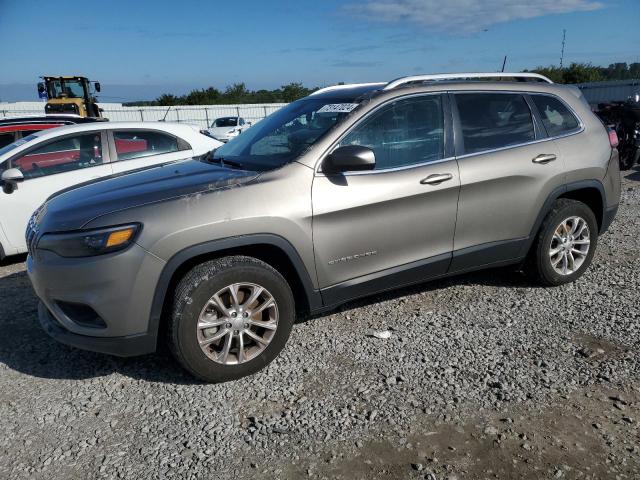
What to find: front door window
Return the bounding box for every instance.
[11,133,103,179]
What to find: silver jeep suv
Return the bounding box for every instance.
[26,73,621,382]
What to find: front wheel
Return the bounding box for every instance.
[168,256,295,382]
[526,199,598,286]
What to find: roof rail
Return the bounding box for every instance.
[383,72,553,90]
[310,82,386,96]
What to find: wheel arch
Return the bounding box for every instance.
[558,185,604,231]
[519,179,607,259]
[147,234,322,347]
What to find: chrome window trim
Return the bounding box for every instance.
[453,91,585,160]
[454,127,584,161]
[315,155,457,177]
[314,89,585,175]
[314,91,448,176]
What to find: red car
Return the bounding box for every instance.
[0,115,104,149]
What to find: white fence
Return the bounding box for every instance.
[576,79,640,105]
[0,102,288,128]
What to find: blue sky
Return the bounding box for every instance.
[0,0,638,102]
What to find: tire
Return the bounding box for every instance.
[526,199,598,286]
[168,256,295,382]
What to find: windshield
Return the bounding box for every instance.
[212,98,361,171]
[213,117,238,128]
[49,79,85,99]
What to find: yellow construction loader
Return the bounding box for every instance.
[37,76,102,118]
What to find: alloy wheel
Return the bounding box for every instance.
[196,282,278,365]
[549,216,591,275]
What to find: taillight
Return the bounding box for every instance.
[608,129,619,148]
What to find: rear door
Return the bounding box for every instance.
[1,130,112,252]
[312,93,460,304]
[108,129,193,173]
[450,91,563,271]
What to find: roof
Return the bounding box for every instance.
[308,83,386,101]
[28,121,202,140]
[42,76,90,80]
[0,115,104,126]
[309,72,555,100]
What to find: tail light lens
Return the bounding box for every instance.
[608,129,619,148]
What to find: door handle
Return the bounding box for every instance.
[420,173,453,185]
[532,154,557,164]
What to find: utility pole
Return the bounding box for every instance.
[560,29,566,68]
[501,55,507,72]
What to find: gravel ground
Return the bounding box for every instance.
[0,171,639,480]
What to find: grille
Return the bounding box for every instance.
[25,210,40,255]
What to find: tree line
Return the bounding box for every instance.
[124,62,639,106]
[125,82,318,106]
[529,62,640,84]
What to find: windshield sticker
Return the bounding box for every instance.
[317,103,359,114]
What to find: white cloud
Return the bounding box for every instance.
[344,0,604,33]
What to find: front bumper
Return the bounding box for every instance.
[28,242,165,356]
[38,302,155,357]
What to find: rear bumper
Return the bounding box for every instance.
[38,302,155,357]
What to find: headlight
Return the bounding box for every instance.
[38,224,141,257]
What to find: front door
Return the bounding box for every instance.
[312,94,460,305]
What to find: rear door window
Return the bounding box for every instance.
[531,95,580,137]
[113,130,183,161]
[455,93,535,155]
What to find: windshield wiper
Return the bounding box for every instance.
[202,151,245,170]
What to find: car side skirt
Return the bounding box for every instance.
[318,239,528,311]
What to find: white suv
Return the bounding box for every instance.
[0,121,220,258]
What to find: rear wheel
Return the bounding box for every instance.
[168,256,295,382]
[526,199,598,286]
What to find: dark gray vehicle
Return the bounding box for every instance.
[25,73,621,382]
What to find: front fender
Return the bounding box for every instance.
[146,233,323,342]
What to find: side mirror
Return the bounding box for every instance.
[323,145,375,174]
[37,82,45,94]
[94,82,101,93]
[1,168,24,194]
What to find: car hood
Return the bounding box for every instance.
[208,126,236,136]
[39,159,259,232]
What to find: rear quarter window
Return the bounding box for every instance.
[532,95,580,137]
